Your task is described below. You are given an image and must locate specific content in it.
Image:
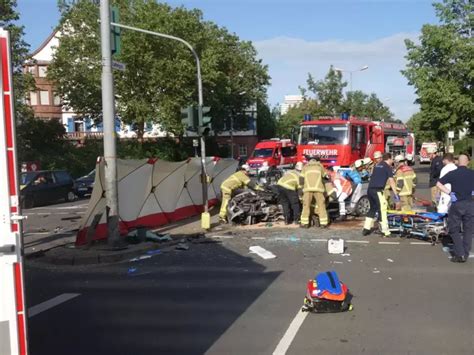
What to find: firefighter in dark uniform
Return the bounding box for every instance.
[363,153,399,237]
[300,156,328,228]
[437,154,474,263]
[219,164,263,223]
[276,162,303,224]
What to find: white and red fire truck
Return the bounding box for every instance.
[0,28,29,355]
[296,116,413,167]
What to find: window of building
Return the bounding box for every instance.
[26,66,36,75]
[29,92,38,106]
[239,144,248,157]
[38,66,47,77]
[53,93,61,106]
[39,91,49,105]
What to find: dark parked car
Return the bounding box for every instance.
[20,170,76,208]
[75,170,95,198]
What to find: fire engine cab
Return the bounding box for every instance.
[297,116,411,167]
[1,28,29,355]
[246,138,297,175]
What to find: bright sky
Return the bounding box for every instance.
[17,0,439,121]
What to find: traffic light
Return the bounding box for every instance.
[110,6,121,55]
[198,106,212,136]
[181,106,197,131]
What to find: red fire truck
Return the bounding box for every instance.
[296,116,411,167]
[246,138,297,175]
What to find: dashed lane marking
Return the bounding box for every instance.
[310,238,326,242]
[410,242,431,245]
[346,240,370,244]
[28,293,80,318]
[378,241,400,245]
[251,237,265,240]
[209,235,234,239]
[273,308,308,355]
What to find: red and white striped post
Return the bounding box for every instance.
[0,28,29,355]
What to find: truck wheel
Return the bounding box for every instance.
[355,196,371,216]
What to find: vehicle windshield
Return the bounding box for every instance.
[252,148,274,158]
[299,124,349,145]
[20,172,37,185]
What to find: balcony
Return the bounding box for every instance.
[66,131,104,140]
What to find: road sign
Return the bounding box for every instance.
[0,28,29,355]
[112,60,126,71]
[304,114,312,121]
[448,145,454,153]
[110,6,121,55]
[448,131,454,139]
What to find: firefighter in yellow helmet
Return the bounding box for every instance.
[394,154,417,210]
[276,162,303,224]
[299,156,329,228]
[219,164,263,223]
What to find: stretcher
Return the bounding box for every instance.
[386,210,448,245]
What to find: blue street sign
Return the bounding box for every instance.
[304,114,312,121]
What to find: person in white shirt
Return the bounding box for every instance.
[437,153,457,213]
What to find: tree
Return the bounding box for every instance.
[402,0,473,140]
[406,112,437,143]
[48,0,270,138]
[256,99,276,139]
[276,99,325,138]
[0,0,34,123]
[306,66,347,115]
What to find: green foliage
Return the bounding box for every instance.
[256,99,276,139]
[0,0,34,123]
[277,99,325,138]
[341,91,394,121]
[306,66,347,116]
[406,112,437,142]
[48,0,270,137]
[402,0,473,141]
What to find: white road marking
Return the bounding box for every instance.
[409,242,430,245]
[210,235,234,239]
[28,293,80,318]
[24,232,50,236]
[378,241,400,245]
[310,238,326,242]
[346,240,369,244]
[273,309,308,355]
[251,236,265,240]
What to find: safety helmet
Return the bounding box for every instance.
[241,164,250,171]
[354,159,363,168]
[362,157,372,165]
[373,151,383,159]
[332,166,340,173]
[395,154,406,163]
[295,162,303,171]
[406,153,413,160]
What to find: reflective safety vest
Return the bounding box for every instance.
[221,171,250,193]
[301,161,326,193]
[328,171,353,196]
[277,170,301,191]
[395,165,417,196]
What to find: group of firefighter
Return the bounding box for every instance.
[218,151,417,231]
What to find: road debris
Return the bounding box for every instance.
[388,277,393,280]
[129,255,152,262]
[332,261,343,264]
[128,267,137,274]
[289,235,299,242]
[175,243,189,251]
[341,253,351,256]
[328,238,345,254]
[146,231,172,242]
[249,246,276,260]
[387,258,394,263]
[373,270,381,274]
[146,249,161,255]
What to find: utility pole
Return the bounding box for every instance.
[100,0,121,247]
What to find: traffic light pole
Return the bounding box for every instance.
[100,0,121,247]
[109,22,210,222]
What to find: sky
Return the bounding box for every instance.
[17,0,439,121]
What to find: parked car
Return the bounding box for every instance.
[75,170,95,198]
[20,170,76,208]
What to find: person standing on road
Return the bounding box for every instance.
[429,147,443,206]
[394,155,417,211]
[437,153,457,214]
[219,165,263,223]
[328,166,352,221]
[276,162,303,224]
[300,156,328,228]
[437,154,474,263]
[363,153,399,237]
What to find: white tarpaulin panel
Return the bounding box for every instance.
[76,157,237,245]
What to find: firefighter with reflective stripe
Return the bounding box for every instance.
[299,157,328,228]
[219,164,262,223]
[363,153,399,237]
[328,166,353,221]
[394,154,417,210]
[276,162,303,224]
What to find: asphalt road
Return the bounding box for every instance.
[23,164,474,355]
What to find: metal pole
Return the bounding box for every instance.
[110,22,209,215]
[230,115,234,158]
[100,0,121,247]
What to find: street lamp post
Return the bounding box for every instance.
[108,22,210,227]
[334,65,369,92]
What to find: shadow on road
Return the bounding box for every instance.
[27,242,281,355]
